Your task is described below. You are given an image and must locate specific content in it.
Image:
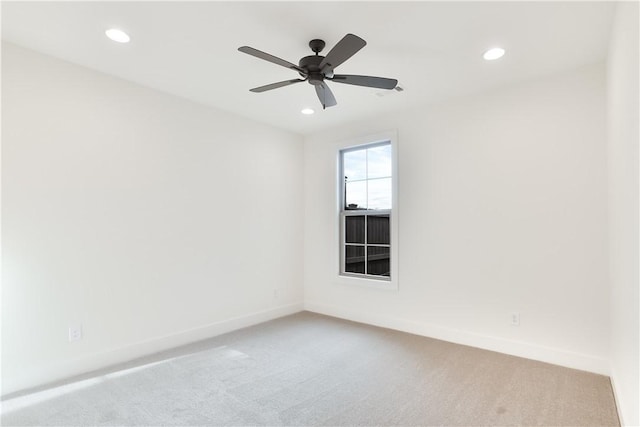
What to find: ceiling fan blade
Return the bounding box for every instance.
[238,46,306,74]
[249,79,306,93]
[315,83,337,109]
[319,34,366,72]
[330,74,398,90]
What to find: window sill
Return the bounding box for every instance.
[335,274,398,291]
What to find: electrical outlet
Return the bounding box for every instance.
[510,312,520,326]
[68,324,82,342]
[273,289,280,299]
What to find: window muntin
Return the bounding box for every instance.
[340,141,392,280]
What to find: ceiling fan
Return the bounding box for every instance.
[238,34,398,109]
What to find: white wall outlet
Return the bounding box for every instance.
[68,324,82,342]
[273,289,280,299]
[510,312,520,326]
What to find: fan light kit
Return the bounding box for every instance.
[239,34,398,110]
[301,108,315,115]
[105,28,130,43]
[483,47,505,60]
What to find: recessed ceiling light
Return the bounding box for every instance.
[105,28,130,44]
[301,108,315,115]
[483,47,505,61]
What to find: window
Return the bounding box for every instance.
[339,141,393,281]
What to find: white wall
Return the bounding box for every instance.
[1,43,304,396]
[607,2,640,425]
[304,63,610,374]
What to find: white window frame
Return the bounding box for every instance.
[334,130,398,291]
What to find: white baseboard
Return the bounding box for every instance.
[304,301,610,376]
[609,369,625,426]
[2,302,303,398]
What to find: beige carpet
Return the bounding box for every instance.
[1,311,619,426]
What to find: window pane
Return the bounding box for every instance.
[367,215,390,244]
[367,246,390,277]
[345,245,365,274]
[345,216,365,243]
[368,178,391,210]
[367,144,392,179]
[343,149,367,182]
[345,180,367,210]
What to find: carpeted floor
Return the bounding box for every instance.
[1,311,619,426]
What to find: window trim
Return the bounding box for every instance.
[334,130,399,291]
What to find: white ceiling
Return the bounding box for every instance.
[2,1,614,135]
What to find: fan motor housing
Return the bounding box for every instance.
[299,55,325,84]
[299,55,323,72]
